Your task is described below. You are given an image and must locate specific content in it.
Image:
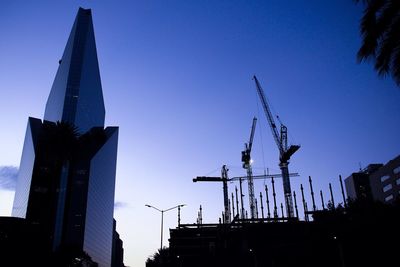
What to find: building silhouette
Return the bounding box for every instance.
[345,155,400,203]
[112,219,125,267]
[344,164,382,200]
[369,155,400,203]
[10,8,119,267]
[158,200,400,267]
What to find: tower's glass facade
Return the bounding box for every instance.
[84,127,118,267]
[12,117,42,218]
[12,8,118,267]
[44,8,105,134]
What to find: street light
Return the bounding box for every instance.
[145,204,186,250]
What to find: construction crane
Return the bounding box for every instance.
[241,117,257,218]
[193,165,231,223]
[253,75,300,218]
[193,166,299,222]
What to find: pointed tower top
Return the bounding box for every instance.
[44,8,105,133]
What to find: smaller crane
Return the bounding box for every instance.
[242,117,257,218]
[193,165,231,223]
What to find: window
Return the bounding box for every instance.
[381,175,390,182]
[385,195,393,202]
[33,186,48,193]
[394,166,400,174]
[75,180,85,185]
[76,169,87,175]
[383,184,393,192]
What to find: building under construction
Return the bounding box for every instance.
[165,173,398,267]
[163,199,399,267]
[145,76,400,267]
[169,220,340,267]
[160,162,399,267]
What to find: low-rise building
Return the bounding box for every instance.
[344,154,400,204]
[369,155,400,203]
[344,164,382,200]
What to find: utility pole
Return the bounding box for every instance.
[145,204,185,250]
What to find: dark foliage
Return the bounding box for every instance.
[40,121,80,164]
[356,0,400,86]
[146,247,173,267]
[51,246,99,267]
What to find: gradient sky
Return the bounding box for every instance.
[1,1,400,267]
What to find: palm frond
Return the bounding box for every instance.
[356,0,400,86]
[375,14,400,76]
[357,0,386,62]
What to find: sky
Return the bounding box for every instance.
[0,1,400,266]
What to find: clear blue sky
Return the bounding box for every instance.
[1,1,399,267]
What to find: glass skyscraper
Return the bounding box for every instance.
[12,8,118,267]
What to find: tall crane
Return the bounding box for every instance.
[253,75,300,218]
[241,117,257,218]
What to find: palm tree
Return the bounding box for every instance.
[355,0,400,86]
[41,121,79,162]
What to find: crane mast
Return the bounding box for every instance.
[253,76,300,218]
[241,117,257,218]
[221,165,230,223]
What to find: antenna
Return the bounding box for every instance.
[329,183,335,209]
[339,175,347,208]
[265,185,271,218]
[272,177,278,218]
[293,191,299,218]
[235,186,240,217]
[255,198,259,219]
[231,193,235,218]
[260,192,265,219]
[309,176,316,211]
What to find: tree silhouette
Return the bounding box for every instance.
[146,247,172,267]
[41,121,79,164]
[355,0,400,86]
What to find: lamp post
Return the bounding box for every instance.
[145,204,186,250]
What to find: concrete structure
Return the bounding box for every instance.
[112,219,125,267]
[345,155,400,204]
[11,8,119,267]
[369,155,400,203]
[344,164,382,201]
[165,208,399,267]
